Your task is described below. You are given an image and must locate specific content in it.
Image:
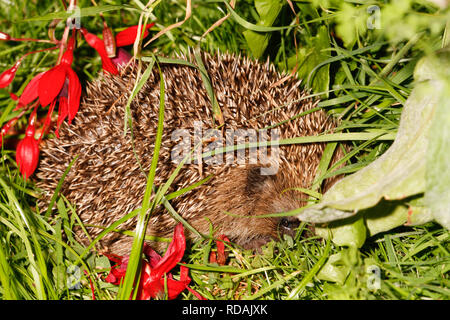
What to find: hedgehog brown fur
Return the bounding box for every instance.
[36,52,342,255]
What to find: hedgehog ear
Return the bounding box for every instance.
[245,166,275,194]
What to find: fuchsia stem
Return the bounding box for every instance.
[0,0,79,64]
[38,100,56,143]
[22,46,60,59]
[8,37,57,44]
[28,104,38,128]
[0,30,57,44]
[57,0,78,63]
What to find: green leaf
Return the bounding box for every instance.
[424,59,450,230]
[242,0,284,59]
[45,155,79,218]
[363,200,410,236]
[193,47,223,125]
[224,0,290,33]
[315,215,366,248]
[288,25,330,97]
[316,251,350,285]
[296,48,450,245]
[254,0,283,26]
[243,31,270,59]
[286,236,331,299]
[334,3,369,48]
[123,59,155,135]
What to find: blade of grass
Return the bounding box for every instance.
[117,59,166,300]
[24,5,131,21]
[123,58,155,136]
[0,177,46,299]
[193,46,224,126]
[286,236,331,299]
[44,155,78,218]
[223,0,328,32]
[0,240,19,299]
[198,131,396,161]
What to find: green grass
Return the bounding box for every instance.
[0,0,449,300]
[181,223,449,300]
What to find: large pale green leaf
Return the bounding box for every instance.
[296,47,450,245]
[424,72,450,230]
[315,215,366,248]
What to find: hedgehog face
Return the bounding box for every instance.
[242,165,303,246]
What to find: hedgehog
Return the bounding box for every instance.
[35,52,342,256]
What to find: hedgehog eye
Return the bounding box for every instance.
[280,218,290,227]
[279,217,300,237]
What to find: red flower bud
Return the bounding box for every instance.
[102,23,116,58]
[0,60,21,88]
[16,122,39,179]
[115,23,155,47]
[1,117,17,145]
[209,234,230,265]
[0,31,11,40]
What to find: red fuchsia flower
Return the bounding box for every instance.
[81,23,155,74]
[1,30,58,91]
[15,115,39,180]
[102,23,116,58]
[80,28,119,75]
[105,223,206,300]
[18,34,81,138]
[38,35,81,117]
[1,17,155,181]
